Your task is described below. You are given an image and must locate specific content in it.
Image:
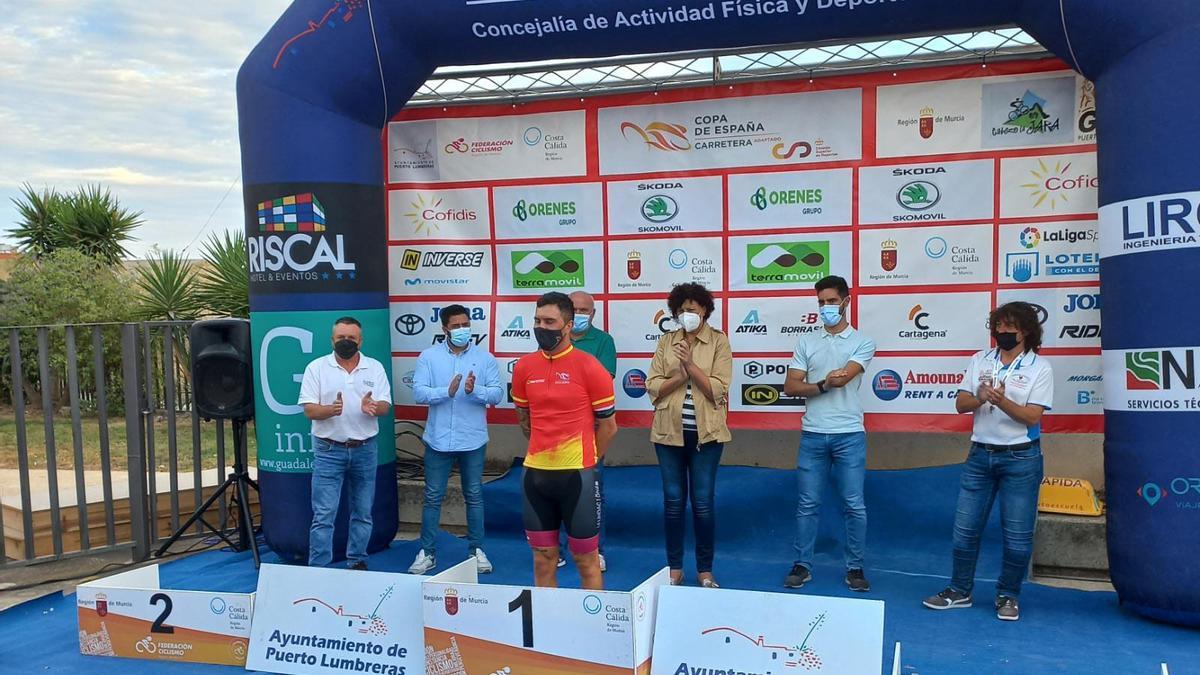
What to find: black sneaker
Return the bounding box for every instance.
[845,568,871,592]
[996,596,1020,621]
[784,564,812,588]
[923,587,973,610]
[350,561,368,571]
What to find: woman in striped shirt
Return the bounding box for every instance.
[646,283,733,588]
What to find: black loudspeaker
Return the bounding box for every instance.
[190,318,254,420]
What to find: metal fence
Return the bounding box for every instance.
[1,321,252,570]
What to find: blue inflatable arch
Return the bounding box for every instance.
[239,0,1200,625]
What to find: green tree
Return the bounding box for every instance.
[196,230,249,318]
[0,249,135,407]
[5,183,141,265]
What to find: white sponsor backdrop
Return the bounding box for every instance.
[597,89,863,174]
[607,176,724,235]
[859,159,994,225]
[389,302,491,353]
[385,62,1102,432]
[607,237,723,294]
[727,168,853,230]
[387,187,491,241]
[493,182,604,240]
[388,111,586,183]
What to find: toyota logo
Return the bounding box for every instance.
[395,313,426,336]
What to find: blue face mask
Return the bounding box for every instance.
[572,314,591,333]
[448,327,472,348]
[819,303,844,327]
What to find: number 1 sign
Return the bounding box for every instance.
[423,564,668,674]
[76,564,254,666]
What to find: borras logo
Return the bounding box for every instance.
[511,250,585,288]
[747,242,830,284]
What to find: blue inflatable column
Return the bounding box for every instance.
[1093,27,1200,626]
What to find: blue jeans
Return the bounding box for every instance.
[950,442,1044,599]
[559,457,606,554]
[421,444,486,556]
[308,436,377,567]
[655,431,724,573]
[793,431,867,572]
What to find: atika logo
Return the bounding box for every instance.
[1126,350,1197,391]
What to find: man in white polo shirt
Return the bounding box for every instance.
[924,301,1052,622]
[782,275,876,593]
[298,316,392,570]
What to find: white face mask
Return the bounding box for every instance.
[678,311,702,332]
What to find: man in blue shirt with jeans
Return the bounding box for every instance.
[409,304,503,575]
[783,275,877,592]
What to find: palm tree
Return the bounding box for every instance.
[134,249,201,321]
[8,183,63,258]
[196,230,249,318]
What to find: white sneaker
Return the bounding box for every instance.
[598,554,607,573]
[474,549,493,574]
[557,556,566,568]
[408,549,435,575]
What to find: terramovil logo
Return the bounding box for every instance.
[623,369,647,398]
[511,250,585,288]
[1139,478,1200,509]
[747,242,829,284]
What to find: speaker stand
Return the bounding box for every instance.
[155,419,261,568]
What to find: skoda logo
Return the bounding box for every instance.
[641,194,678,223]
[395,313,426,336]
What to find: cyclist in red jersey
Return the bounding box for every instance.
[512,292,617,590]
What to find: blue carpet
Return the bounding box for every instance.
[3,464,1197,674]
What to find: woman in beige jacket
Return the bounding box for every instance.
[646,282,733,588]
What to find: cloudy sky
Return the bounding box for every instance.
[0,0,293,258]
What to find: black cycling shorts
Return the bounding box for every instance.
[522,467,600,553]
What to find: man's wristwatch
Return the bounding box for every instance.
[816,380,827,394]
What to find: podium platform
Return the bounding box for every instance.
[3,464,1197,674]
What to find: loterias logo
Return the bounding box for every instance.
[1020,158,1097,211]
[512,250,585,288]
[403,194,477,236]
[747,242,829,284]
[750,186,823,212]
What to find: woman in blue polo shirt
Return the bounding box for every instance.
[923,301,1053,622]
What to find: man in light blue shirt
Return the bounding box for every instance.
[409,304,503,575]
[782,275,877,593]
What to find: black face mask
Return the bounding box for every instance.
[334,339,359,359]
[993,332,1020,352]
[534,327,564,352]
